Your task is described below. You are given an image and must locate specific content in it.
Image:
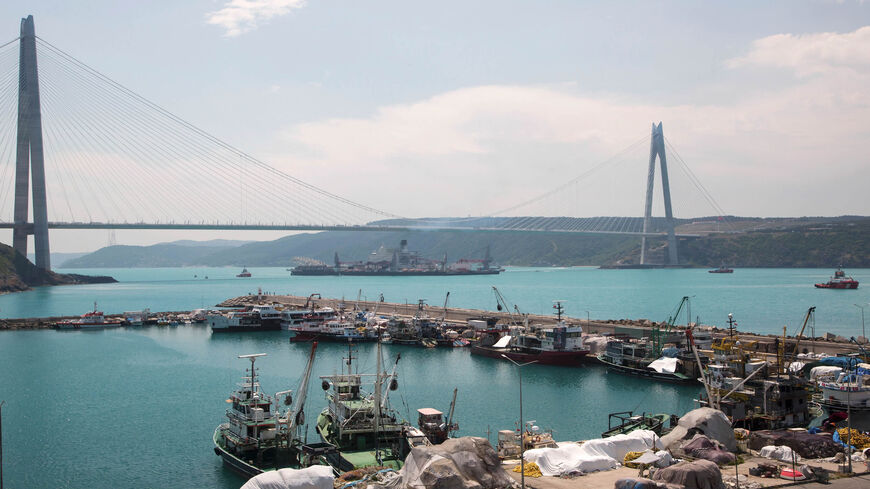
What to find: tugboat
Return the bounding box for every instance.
[814,267,859,289]
[56,302,122,329]
[316,342,410,471]
[213,345,334,479]
[237,267,252,278]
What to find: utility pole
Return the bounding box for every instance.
[854,304,866,344]
[501,355,536,489]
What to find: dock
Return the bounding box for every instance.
[219,293,864,357]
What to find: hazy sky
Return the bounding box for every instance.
[2,1,869,252]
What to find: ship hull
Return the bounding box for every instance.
[289,330,376,343]
[597,356,697,384]
[470,345,591,366]
[292,269,502,276]
[814,282,859,289]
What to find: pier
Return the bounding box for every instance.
[218,293,864,357]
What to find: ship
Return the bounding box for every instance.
[56,302,122,330]
[237,267,252,278]
[597,337,702,384]
[291,240,503,276]
[470,302,592,366]
[316,342,410,471]
[212,345,336,479]
[708,265,734,273]
[814,267,859,289]
[208,305,283,332]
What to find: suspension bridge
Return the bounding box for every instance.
[2,16,730,271]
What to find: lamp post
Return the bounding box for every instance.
[854,304,866,344]
[501,355,536,489]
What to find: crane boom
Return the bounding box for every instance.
[789,306,816,366]
[288,341,318,434]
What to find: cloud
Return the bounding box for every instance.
[206,0,306,37]
[726,25,870,77]
[271,27,870,219]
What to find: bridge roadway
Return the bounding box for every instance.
[0,221,700,237]
[222,294,861,357]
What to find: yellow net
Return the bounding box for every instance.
[837,428,870,449]
[623,451,648,469]
[513,461,543,478]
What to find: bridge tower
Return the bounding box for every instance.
[640,122,678,265]
[13,15,51,270]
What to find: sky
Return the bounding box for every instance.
[1,0,869,252]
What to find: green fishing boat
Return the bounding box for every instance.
[316,342,410,472]
[601,411,675,438]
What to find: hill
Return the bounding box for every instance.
[61,216,870,269]
[0,243,116,294]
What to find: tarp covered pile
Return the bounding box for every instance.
[679,435,735,465]
[368,437,516,489]
[650,459,723,489]
[241,465,335,489]
[661,408,736,452]
[748,430,841,459]
[522,430,660,476]
[758,445,799,463]
[614,477,684,489]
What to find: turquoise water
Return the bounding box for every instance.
[2,267,869,337]
[0,267,869,488]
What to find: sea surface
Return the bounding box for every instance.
[1,267,869,489]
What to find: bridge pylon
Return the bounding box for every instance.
[13,15,50,270]
[640,122,678,265]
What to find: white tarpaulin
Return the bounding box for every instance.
[241,465,334,489]
[523,430,659,476]
[647,357,678,374]
[492,336,512,348]
[810,366,843,381]
[759,445,800,463]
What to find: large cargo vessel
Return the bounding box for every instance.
[291,240,503,276]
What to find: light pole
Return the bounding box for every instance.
[501,355,536,489]
[854,304,866,344]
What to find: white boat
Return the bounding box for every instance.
[818,367,870,412]
[56,302,122,330]
[209,306,283,332]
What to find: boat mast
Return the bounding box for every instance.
[374,337,382,464]
[288,342,318,437]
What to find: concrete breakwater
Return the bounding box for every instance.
[1,292,861,358]
[220,293,864,357]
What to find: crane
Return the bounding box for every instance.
[788,306,816,368]
[492,286,522,326]
[652,296,690,358]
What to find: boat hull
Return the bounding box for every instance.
[56,321,122,330]
[289,330,376,343]
[213,428,264,479]
[597,356,696,384]
[814,282,859,289]
[470,345,591,366]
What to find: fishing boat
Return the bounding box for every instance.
[470,301,591,366]
[316,342,410,471]
[708,265,733,273]
[209,305,283,332]
[212,345,335,479]
[817,367,870,413]
[416,388,460,445]
[597,338,700,384]
[601,411,675,438]
[815,267,859,289]
[55,302,122,329]
[237,267,252,278]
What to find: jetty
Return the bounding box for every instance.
[218,293,865,357]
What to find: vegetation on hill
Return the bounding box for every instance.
[0,242,116,293]
[62,217,870,269]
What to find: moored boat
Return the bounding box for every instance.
[56,302,122,329]
[209,305,283,332]
[471,302,591,366]
[815,267,859,289]
[213,345,334,479]
[708,265,733,273]
[316,342,410,471]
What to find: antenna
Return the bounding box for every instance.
[239,353,267,394]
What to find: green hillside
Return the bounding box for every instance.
[0,242,116,293]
